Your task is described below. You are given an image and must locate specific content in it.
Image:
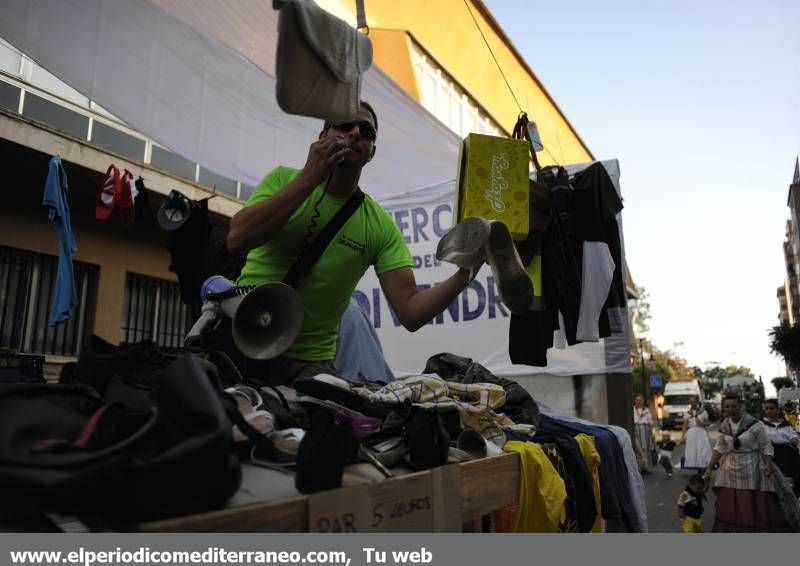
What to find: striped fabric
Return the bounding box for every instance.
[713,418,776,492]
[353,374,535,447]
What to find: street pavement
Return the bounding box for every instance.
[643,423,719,532]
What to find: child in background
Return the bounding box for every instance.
[656,433,676,478]
[677,474,707,533]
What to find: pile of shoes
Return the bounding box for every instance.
[223,368,534,495]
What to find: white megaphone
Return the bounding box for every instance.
[185,276,303,360]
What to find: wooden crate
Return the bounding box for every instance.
[141,453,520,533]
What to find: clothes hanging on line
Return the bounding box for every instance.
[42,156,78,326]
[160,191,244,317]
[509,161,627,367]
[94,164,135,225]
[571,162,626,312]
[133,177,156,225]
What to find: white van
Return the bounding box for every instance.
[661,380,702,429]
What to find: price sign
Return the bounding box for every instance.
[308,464,461,532]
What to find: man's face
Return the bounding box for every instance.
[321,107,376,169]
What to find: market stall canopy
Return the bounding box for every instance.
[0,0,461,203]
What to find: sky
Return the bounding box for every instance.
[485,0,800,389]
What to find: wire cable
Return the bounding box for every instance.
[302,170,335,247]
[463,0,522,113]
[463,1,562,167]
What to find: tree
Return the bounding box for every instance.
[769,325,800,380]
[725,365,754,378]
[772,377,795,393]
[636,340,694,390]
[630,284,651,337]
[697,365,755,397]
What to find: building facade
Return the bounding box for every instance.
[0,38,246,375]
[317,0,593,165]
[781,156,800,326]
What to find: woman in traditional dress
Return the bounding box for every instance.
[633,395,655,473]
[704,393,800,532]
[762,398,800,496]
[681,396,712,470]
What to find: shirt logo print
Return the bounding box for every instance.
[338,235,367,255]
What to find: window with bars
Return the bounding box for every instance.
[0,245,98,356]
[120,273,191,348]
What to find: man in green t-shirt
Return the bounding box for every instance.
[227,102,474,384]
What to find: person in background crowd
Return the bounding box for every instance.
[782,400,799,431]
[676,473,707,533]
[681,395,712,471]
[633,395,654,473]
[656,432,676,478]
[762,398,800,496]
[704,393,800,532]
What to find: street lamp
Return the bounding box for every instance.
[639,338,649,401]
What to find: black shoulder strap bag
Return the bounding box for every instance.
[282,189,365,288]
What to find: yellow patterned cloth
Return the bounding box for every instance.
[353,374,535,446]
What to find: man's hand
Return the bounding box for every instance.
[299,136,354,187]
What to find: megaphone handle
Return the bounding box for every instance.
[185,308,220,340]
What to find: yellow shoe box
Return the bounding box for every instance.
[454,133,530,240]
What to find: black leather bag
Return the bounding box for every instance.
[0,352,242,522]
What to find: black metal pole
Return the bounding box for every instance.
[639,338,646,397]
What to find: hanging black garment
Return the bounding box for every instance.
[134,177,156,226]
[423,353,541,427]
[163,196,245,318]
[508,205,581,365]
[570,163,625,310]
[165,197,210,316]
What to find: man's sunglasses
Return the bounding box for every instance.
[330,120,377,141]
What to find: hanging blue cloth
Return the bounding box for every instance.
[42,156,78,326]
